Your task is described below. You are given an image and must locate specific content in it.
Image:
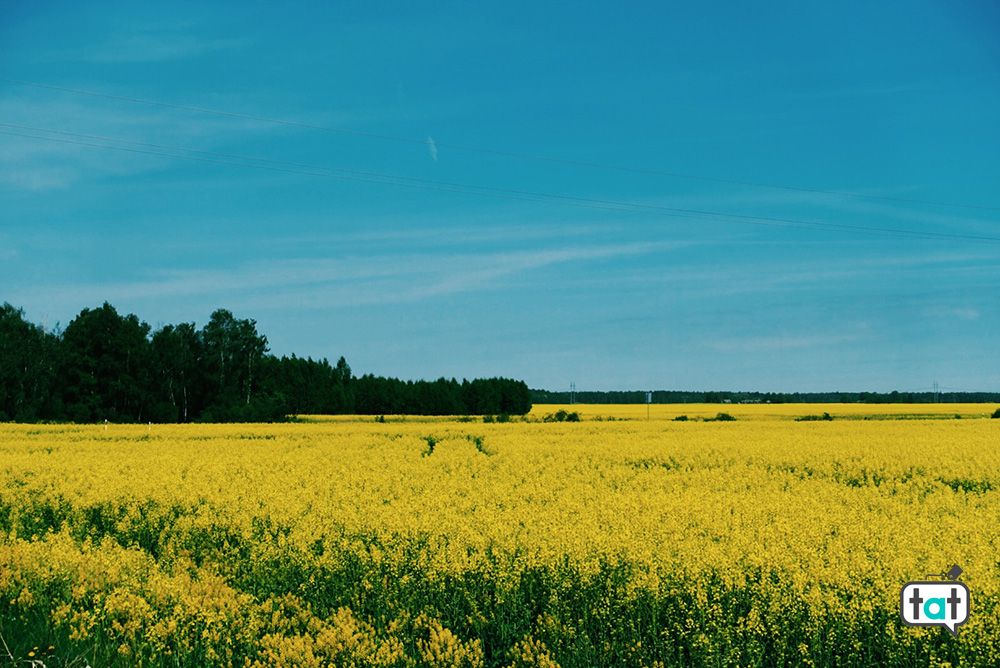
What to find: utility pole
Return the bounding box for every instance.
[570,382,576,405]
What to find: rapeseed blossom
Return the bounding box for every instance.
[0,408,996,666]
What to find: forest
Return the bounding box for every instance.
[530,388,1000,405]
[0,302,531,422]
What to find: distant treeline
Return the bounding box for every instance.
[0,302,531,423]
[531,389,1000,405]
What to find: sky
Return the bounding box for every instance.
[1,0,999,393]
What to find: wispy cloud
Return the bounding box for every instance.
[404,242,671,300]
[595,247,1000,302]
[632,182,1000,244]
[0,89,295,191]
[922,306,981,321]
[84,34,248,64]
[707,332,864,353]
[6,241,678,315]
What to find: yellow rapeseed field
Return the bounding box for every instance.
[530,402,998,421]
[0,406,997,666]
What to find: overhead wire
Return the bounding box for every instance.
[4,123,1000,245]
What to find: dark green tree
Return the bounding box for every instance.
[149,322,202,422]
[0,303,58,421]
[200,309,268,409]
[59,303,151,422]
[1,301,536,422]
[259,355,351,416]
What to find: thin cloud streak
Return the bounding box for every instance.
[6,241,680,315]
[706,332,866,353]
[922,306,981,321]
[81,35,250,64]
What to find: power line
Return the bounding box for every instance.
[3,77,998,213]
[5,123,1000,245]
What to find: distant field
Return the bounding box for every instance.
[531,402,1000,421]
[301,402,1000,423]
[0,416,997,666]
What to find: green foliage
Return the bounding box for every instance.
[543,410,580,423]
[796,412,834,422]
[992,408,1000,419]
[466,435,491,455]
[0,303,58,422]
[0,302,532,422]
[59,302,151,423]
[706,412,736,422]
[355,375,531,416]
[673,415,688,421]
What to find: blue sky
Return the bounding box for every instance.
[2,0,999,392]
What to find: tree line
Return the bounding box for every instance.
[0,302,531,422]
[531,389,1000,405]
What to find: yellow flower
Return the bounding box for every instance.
[0,411,997,664]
